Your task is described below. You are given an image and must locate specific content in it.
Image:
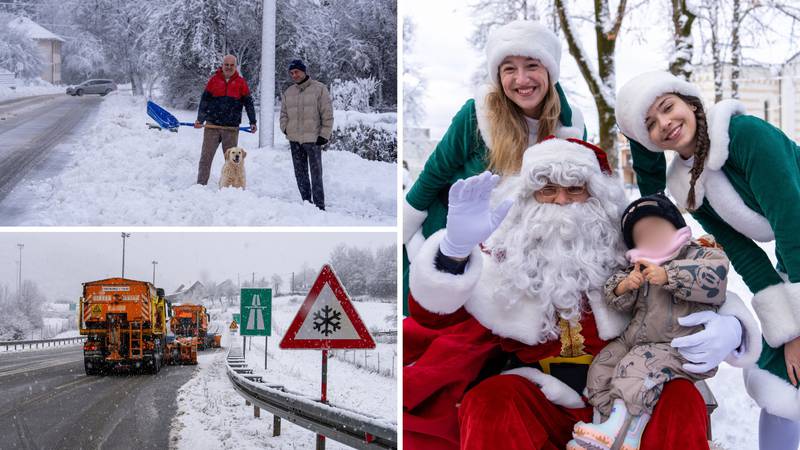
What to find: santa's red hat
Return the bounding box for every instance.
[521,136,612,176]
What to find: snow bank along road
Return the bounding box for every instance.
[0,344,203,449]
[0,94,102,202]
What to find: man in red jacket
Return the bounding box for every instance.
[194,54,257,185]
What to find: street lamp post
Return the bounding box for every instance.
[152,260,158,285]
[121,233,131,277]
[16,243,23,299]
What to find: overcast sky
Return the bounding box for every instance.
[0,232,394,301]
[406,0,798,140]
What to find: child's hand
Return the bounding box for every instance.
[638,260,668,285]
[615,264,644,295]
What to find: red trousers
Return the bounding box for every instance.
[456,374,709,450]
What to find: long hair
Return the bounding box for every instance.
[674,93,710,211]
[485,81,561,175]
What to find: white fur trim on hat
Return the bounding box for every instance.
[501,367,586,409]
[521,138,601,176]
[752,282,800,348]
[719,291,762,368]
[486,20,561,86]
[744,366,800,421]
[615,71,703,152]
[408,229,483,314]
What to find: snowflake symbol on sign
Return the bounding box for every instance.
[312,305,342,336]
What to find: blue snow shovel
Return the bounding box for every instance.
[146,100,251,132]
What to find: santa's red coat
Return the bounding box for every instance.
[403,294,711,450]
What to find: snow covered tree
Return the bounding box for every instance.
[403,16,427,126]
[271,274,283,295]
[0,13,44,78]
[668,0,696,80]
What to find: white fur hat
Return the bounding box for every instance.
[615,71,703,152]
[486,20,561,86]
[521,137,611,176]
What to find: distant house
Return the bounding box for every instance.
[7,16,64,84]
[0,67,13,87]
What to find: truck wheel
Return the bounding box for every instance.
[84,360,101,376]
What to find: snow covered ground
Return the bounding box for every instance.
[0,78,64,102]
[170,297,396,449]
[2,94,396,225]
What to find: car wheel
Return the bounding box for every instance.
[101,89,111,96]
[76,89,84,96]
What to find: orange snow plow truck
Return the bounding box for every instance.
[78,278,199,374]
[170,304,220,351]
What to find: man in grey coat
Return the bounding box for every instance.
[280,59,334,210]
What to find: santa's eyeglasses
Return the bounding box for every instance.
[534,184,588,199]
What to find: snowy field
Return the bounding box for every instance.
[3,93,397,225]
[170,297,396,449]
[0,79,64,102]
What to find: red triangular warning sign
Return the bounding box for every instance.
[280,264,376,349]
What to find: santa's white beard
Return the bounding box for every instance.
[485,197,627,343]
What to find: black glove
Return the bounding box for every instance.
[315,136,328,146]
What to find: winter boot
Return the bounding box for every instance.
[573,399,629,450]
[620,413,650,450]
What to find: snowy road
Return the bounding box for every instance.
[0,94,102,203]
[0,345,202,449]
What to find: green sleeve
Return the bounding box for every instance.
[405,100,478,210]
[692,204,783,293]
[729,115,800,283]
[628,138,667,196]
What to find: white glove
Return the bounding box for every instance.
[439,171,513,258]
[671,311,743,373]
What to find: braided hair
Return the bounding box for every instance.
[674,93,709,211]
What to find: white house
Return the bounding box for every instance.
[7,16,64,84]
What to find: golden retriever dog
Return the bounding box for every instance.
[219,147,247,189]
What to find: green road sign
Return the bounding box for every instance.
[240,288,272,336]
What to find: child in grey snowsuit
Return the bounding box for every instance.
[569,193,730,450]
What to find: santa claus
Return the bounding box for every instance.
[403,138,761,449]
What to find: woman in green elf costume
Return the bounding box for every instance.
[402,19,586,314]
[616,70,800,450]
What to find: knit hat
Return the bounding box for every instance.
[288,59,306,73]
[620,193,687,249]
[486,20,561,86]
[615,71,703,152]
[522,136,612,177]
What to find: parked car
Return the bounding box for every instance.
[66,79,117,96]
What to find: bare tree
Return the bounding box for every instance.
[271,274,283,296]
[555,0,628,167]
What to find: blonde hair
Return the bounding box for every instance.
[486,81,561,175]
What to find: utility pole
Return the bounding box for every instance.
[152,260,158,285]
[16,243,23,300]
[121,233,131,277]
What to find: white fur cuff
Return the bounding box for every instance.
[744,366,800,421]
[403,199,428,245]
[587,290,630,341]
[720,291,762,367]
[408,230,483,314]
[502,367,586,409]
[752,282,800,348]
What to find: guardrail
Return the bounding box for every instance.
[0,336,86,351]
[226,349,397,449]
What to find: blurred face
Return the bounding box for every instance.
[645,94,698,157]
[498,56,550,118]
[222,56,237,78]
[632,216,678,251]
[289,69,306,83]
[533,182,590,205]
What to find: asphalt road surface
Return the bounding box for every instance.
[0,94,102,203]
[0,345,205,449]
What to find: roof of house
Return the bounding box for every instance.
[7,16,65,42]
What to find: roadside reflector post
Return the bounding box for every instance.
[273,416,281,436]
[254,405,260,418]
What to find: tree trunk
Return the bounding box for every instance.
[669,0,696,80]
[708,0,723,102]
[731,0,741,98]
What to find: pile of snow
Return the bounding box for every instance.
[333,110,396,133]
[171,298,396,449]
[0,78,64,101]
[5,94,396,225]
